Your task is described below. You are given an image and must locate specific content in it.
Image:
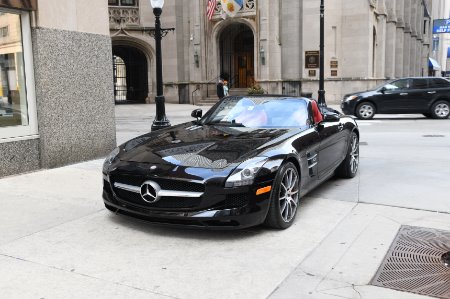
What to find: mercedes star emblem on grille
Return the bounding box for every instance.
[140,181,161,203]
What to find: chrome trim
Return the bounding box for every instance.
[159,190,204,198]
[113,182,204,198]
[307,153,318,160]
[308,162,318,168]
[114,182,140,193]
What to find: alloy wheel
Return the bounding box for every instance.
[350,134,359,174]
[434,103,450,118]
[358,104,374,119]
[279,168,299,223]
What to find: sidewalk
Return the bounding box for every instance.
[0,103,448,298]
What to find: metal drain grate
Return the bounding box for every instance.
[371,226,450,298]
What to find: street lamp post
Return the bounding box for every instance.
[149,0,171,131]
[318,0,326,107]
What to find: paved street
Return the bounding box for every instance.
[0,104,449,298]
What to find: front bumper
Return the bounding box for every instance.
[102,178,273,230]
[341,100,357,116]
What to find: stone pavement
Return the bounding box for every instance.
[0,103,448,298]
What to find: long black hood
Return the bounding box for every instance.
[343,90,378,99]
[118,122,298,169]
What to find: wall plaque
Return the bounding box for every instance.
[305,51,320,69]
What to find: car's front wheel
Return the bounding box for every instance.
[355,102,376,120]
[430,100,450,119]
[336,132,359,178]
[264,162,300,229]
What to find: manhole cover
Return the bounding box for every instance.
[371,226,450,298]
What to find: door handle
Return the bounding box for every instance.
[400,93,408,96]
[427,91,436,94]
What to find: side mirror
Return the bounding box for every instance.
[322,113,340,122]
[191,109,202,121]
[379,86,387,94]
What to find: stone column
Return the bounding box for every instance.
[395,0,405,77]
[403,0,412,77]
[376,0,387,78]
[409,0,417,76]
[385,0,397,79]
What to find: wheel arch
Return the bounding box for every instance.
[430,97,450,108]
[283,155,302,179]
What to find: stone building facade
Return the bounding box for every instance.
[0,0,116,177]
[109,0,435,106]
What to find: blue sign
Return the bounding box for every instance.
[433,19,450,34]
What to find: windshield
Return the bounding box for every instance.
[203,97,311,129]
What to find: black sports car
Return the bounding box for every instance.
[102,96,360,229]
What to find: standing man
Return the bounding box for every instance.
[217,78,224,99]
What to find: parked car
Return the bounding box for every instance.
[102,96,359,229]
[341,77,450,120]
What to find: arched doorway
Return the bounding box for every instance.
[219,23,254,88]
[112,45,148,103]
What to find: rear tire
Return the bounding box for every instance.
[355,102,376,120]
[264,162,300,229]
[336,132,359,178]
[430,100,450,119]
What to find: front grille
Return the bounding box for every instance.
[110,174,204,192]
[113,188,201,209]
[213,194,249,209]
[155,179,205,192]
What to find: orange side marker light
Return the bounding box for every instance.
[256,186,272,196]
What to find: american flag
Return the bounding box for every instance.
[206,0,217,21]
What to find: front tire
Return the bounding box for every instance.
[336,132,359,178]
[355,102,376,120]
[430,100,450,119]
[264,162,300,229]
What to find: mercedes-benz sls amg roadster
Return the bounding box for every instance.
[102,96,359,229]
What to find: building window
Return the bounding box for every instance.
[0,11,37,140]
[108,0,137,6]
[0,26,8,37]
[432,36,439,52]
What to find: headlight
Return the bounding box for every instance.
[225,157,268,188]
[343,95,358,102]
[102,147,120,173]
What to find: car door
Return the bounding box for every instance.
[291,127,321,191]
[405,78,430,112]
[374,79,411,113]
[316,116,347,179]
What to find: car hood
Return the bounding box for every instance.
[343,90,377,99]
[118,122,298,169]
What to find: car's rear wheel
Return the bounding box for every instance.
[430,100,450,119]
[355,102,376,120]
[336,132,359,178]
[264,162,300,229]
